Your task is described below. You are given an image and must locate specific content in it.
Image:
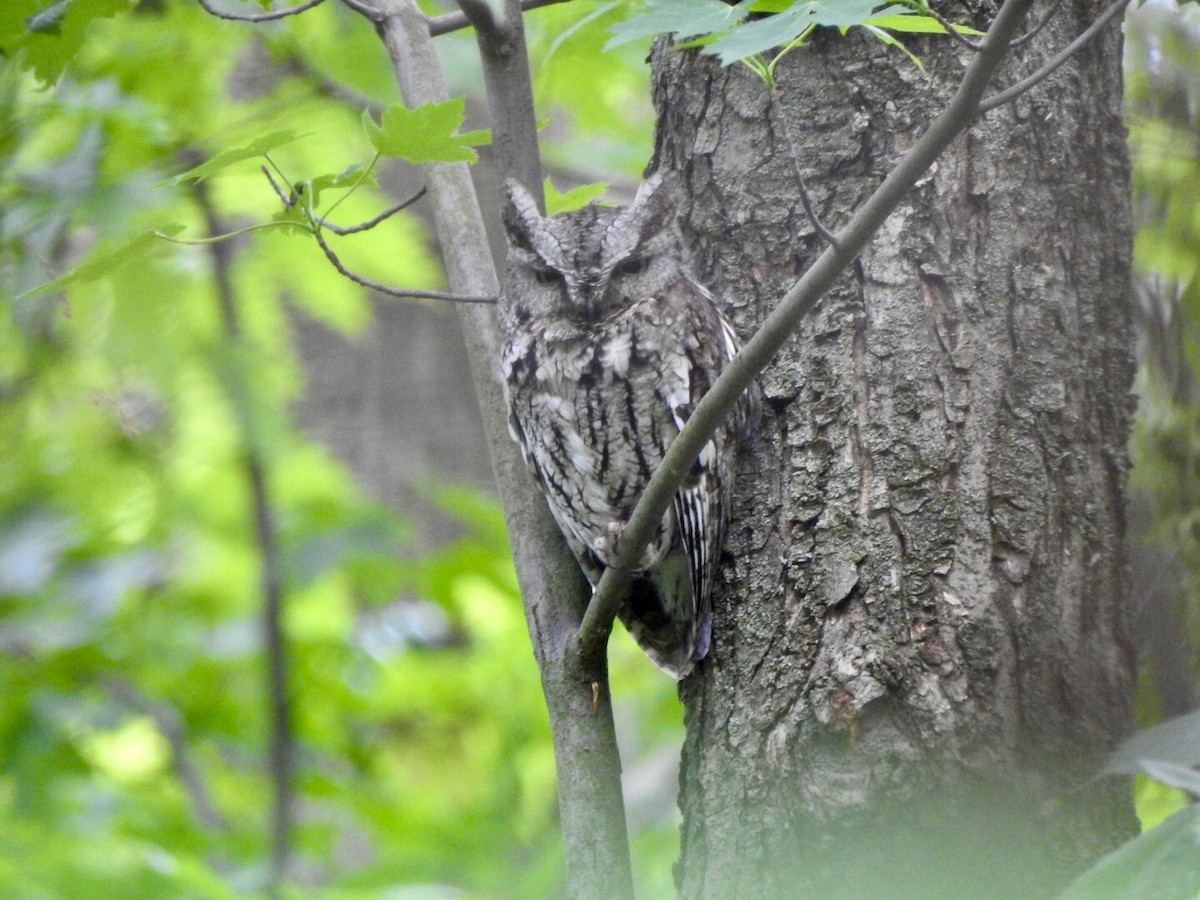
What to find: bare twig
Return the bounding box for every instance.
[262,166,292,207]
[576,0,1038,662]
[197,0,327,22]
[776,106,840,249]
[316,187,427,235]
[375,2,631,896]
[979,0,1130,113]
[191,177,294,894]
[337,0,382,20]
[428,0,572,37]
[1008,0,1061,49]
[924,4,985,51]
[312,228,497,302]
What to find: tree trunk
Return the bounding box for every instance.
[651,5,1138,896]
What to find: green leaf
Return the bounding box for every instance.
[865,12,982,34]
[19,225,185,298]
[605,0,750,50]
[168,130,308,184]
[706,0,887,65]
[544,178,609,215]
[4,0,131,85]
[858,23,925,71]
[362,99,492,164]
[1138,759,1200,796]
[1103,711,1200,776]
[1058,805,1200,900]
[27,0,72,34]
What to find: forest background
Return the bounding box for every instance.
[2,0,1200,896]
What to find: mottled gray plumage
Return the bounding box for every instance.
[498,175,760,678]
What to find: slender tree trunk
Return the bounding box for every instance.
[652,3,1138,895]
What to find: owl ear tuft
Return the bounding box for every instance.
[501,179,544,253]
[623,171,681,242]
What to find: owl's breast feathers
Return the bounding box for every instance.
[501,278,757,575]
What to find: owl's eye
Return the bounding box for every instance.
[534,268,564,285]
[616,257,650,276]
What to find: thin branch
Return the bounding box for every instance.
[777,107,840,249]
[312,228,496,302]
[191,177,294,895]
[337,0,383,20]
[1007,0,1061,49]
[262,166,292,208]
[924,4,985,51]
[428,0,572,37]
[576,0,1038,664]
[197,0,327,22]
[317,187,427,235]
[979,0,1130,113]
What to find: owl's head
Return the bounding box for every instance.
[500,174,688,323]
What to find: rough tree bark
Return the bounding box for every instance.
[651,2,1138,896]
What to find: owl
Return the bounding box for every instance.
[497,174,760,679]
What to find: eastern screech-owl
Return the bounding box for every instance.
[498,174,760,678]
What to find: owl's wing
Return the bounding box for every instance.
[661,295,759,657]
[659,335,725,645]
[715,306,762,442]
[671,457,720,633]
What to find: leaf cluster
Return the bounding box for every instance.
[609,0,981,85]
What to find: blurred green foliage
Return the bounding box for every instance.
[0,0,676,896]
[5,0,1200,897]
[1127,4,1200,727]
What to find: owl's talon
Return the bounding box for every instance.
[594,520,666,571]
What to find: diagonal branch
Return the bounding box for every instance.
[338,0,383,19]
[575,0,1038,667]
[316,186,427,234]
[371,1,633,896]
[979,0,1130,113]
[312,227,497,302]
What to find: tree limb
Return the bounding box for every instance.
[338,0,384,20]
[923,4,985,51]
[368,1,633,894]
[316,187,426,235]
[576,0,1038,661]
[312,227,497,302]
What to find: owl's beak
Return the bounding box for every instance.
[574,275,610,318]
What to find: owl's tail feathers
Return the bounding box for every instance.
[620,555,710,680]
